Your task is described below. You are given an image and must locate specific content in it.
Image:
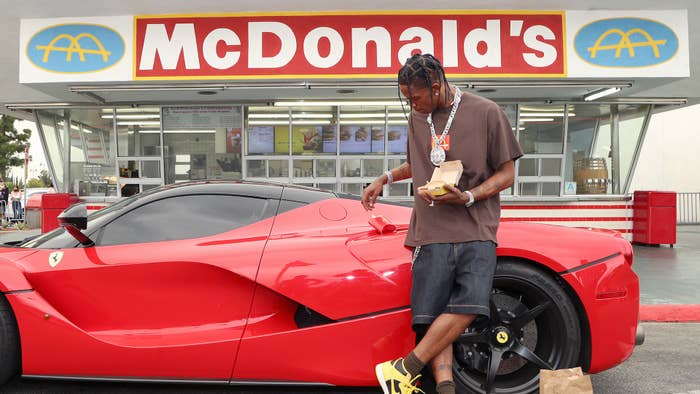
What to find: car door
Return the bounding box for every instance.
[20,193,278,380]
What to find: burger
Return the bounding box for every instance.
[371,127,384,141]
[388,130,402,141]
[355,127,368,142]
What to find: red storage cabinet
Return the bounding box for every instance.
[40,193,79,233]
[633,191,676,246]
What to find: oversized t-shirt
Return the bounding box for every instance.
[405,91,523,247]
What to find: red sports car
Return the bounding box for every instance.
[0,181,641,393]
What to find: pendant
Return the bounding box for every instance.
[430,146,445,166]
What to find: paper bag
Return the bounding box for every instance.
[539,367,593,394]
[417,160,464,196]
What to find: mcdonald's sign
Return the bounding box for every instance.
[26,24,125,73]
[574,18,679,67]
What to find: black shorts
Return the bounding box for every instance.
[410,241,497,327]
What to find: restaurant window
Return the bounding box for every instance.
[35,109,116,196]
[516,105,565,196]
[162,106,243,184]
[69,109,116,197]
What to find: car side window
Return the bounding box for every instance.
[96,194,275,246]
[276,200,307,215]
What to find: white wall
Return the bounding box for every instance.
[629,103,700,193]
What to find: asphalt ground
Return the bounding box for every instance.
[0,323,698,394]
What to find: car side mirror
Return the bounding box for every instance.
[58,204,88,230]
[58,204,94,247]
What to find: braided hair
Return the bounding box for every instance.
[397,53,453,122]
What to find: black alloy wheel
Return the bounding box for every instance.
[0,294,21,385]
[452,260,581,394]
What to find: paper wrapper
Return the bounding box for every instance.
[539,367,594,394]
[368,215,396,234]
[417,160,464,196]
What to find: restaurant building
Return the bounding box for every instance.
[2,2,697,238]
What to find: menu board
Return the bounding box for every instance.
[387,125,408,154]
[370,126,385,153]
[247,126,275,154]
[163,106,241,129]
[248,123,407,155]
[293,126,324,153]
[321,125,337,153]
[339,126,371,153]
[274,126,290,153]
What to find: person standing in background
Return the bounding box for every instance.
[10,186,22,220]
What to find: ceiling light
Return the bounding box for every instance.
[340,113,385,119]
[247,120,332,125]
[339,120,386,125]
[248,113,333,119]
[138,130,216,134]
[116,121,160,126]
[101,114,160,119]
[584,87,622,101]
[274,100,406,107]
[470,81,632,89]
[520,112,575,117]
[102,108,160,113]
[519,118,555,122]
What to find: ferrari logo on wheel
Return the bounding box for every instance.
[48,252,64,268]
[496,331,509,344]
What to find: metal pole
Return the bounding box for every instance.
[23,145,29,223]
[611,105,621,194]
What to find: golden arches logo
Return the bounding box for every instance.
[35,33,111,63]
[587,28,666,59]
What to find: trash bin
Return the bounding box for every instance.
[633,191,676,246]
[41,193,79,233]
[24,195,43,229]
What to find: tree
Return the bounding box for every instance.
[38,169,52,187]
[0,115,31,181]
[26,178,44,188]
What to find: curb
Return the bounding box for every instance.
[640,304,700,322]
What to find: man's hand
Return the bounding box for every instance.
[361,179,385,211]
[430,184,468,206]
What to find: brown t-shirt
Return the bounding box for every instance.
[405,91,523,247]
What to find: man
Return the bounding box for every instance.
[361,53,523,394]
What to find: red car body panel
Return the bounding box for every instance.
[8,218,275,379]
[0,194,639,385]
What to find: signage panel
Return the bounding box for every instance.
[20,16,133,83]
[18,10,689,82]
[134,11,566,79]
[566,10,689,77]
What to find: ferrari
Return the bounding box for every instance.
[0,181,642,393]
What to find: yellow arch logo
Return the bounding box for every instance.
[587,28,666,59]
[35,33,111,63]
[27,24,125,73]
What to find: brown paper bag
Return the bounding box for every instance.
[417,160,464,196]
[539,367,593,394]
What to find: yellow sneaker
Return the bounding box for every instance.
[375,358,424,394]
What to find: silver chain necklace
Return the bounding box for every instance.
[427,86,461,166]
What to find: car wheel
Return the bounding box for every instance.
[453,260,581,394]
[0,294,20,385]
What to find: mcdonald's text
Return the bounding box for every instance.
[134,12,565,79]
